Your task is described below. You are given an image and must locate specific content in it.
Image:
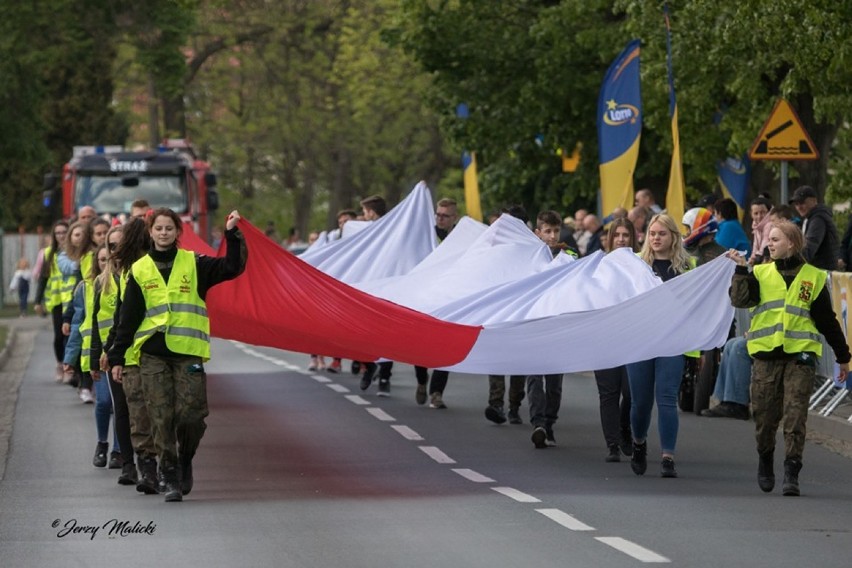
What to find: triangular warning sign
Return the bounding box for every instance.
[749,99,819,161]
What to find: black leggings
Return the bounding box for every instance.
[594,366,632,447]
[107,377,134,465]
[51,306,66,363]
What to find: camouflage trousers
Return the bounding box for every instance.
[139,353,209,471]
[121,365,156,459]
[751,358,814,461]
[488,375,526,410]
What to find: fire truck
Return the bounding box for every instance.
[44,139,220,239]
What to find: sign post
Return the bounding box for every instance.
[748,99,819,203]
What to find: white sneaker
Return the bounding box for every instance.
[79,388,94,404]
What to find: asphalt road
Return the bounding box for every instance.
[1,325,851,567]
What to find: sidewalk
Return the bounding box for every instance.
[0,315,46,481]
[1,314,851,463]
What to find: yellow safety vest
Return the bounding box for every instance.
[127,250,210,364]
[96,277,118,344]
[43,246,64,311]
[747,262,826,357]
[80,250,93,283]
[79,281,94,372]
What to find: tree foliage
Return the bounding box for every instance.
[394,0,852,214]
[5,0,852,233]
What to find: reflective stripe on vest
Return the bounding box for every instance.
[97,281,118,344]
[747,263,826,357]
[79,281,94,372]
[44,247,62,312]
[128,250,210,364]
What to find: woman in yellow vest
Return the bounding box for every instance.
[94,219,160,493]
[626,213,694,479]
[59,220,95,392]
[109,208,246,502]
[34,220,70,382]
[728,220,848,496]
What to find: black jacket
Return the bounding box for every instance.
[803,204,839,270]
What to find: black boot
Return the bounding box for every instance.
[180,453,194,496]
[118,461,139,486]
[162,466,182,502]
[782,458,802,497]
[136,456,159,495]
[757,451,775,493]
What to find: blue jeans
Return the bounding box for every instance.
[526,374,563,427]
[712,337,752,405]
[93,372,119,452]
[627,355,684,455]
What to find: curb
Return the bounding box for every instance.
[0,325,16,371]
[809,412,852,444]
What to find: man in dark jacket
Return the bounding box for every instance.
[790,185,839,270]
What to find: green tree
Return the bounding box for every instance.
[0,0,126,230]
[395,0,852,215]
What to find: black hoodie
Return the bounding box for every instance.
[803,204,839,270]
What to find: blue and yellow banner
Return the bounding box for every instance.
[598,40,642,217]
[664,6,686,226]
[462,151,482,222]
[717,155,751,220]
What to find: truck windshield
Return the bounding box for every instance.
[74,174,186,214]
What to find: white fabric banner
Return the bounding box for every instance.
[294,183,736,374]
[299,181,437,283]
[445,255,736,374]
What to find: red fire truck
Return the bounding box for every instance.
[44,139,220,239]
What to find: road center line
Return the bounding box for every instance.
[491,487,541,503]
[391,425,424,440]
[344,395,370,405]
[451,468,495,483]
[536,508,595,531]
[595,537,670,563]
[418,446,456,464]
[311,375,332,383]
[366,408,396,422]
[326,383,350,393]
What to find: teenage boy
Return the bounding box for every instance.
[527,211,566,447]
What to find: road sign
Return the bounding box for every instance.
[749,99,818,161]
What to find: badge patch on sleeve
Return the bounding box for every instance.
[798,280,814,303]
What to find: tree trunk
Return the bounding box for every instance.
[161,94,187,139]
[147,76,160,148]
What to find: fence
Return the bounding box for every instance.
[2,233,44,307]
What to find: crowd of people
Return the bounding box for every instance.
[31,199,247,503]
[299,185,849,496]
[24,181,850,500]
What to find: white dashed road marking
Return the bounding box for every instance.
[595,537,671,563]
[536,508,595,531]
[234,345,672,564]
[391,425,424,441]
[451,468,495,483]
[419,446,456,464]
[344,395,370,405]
[366,408,395,422]
[491,487,541,503]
